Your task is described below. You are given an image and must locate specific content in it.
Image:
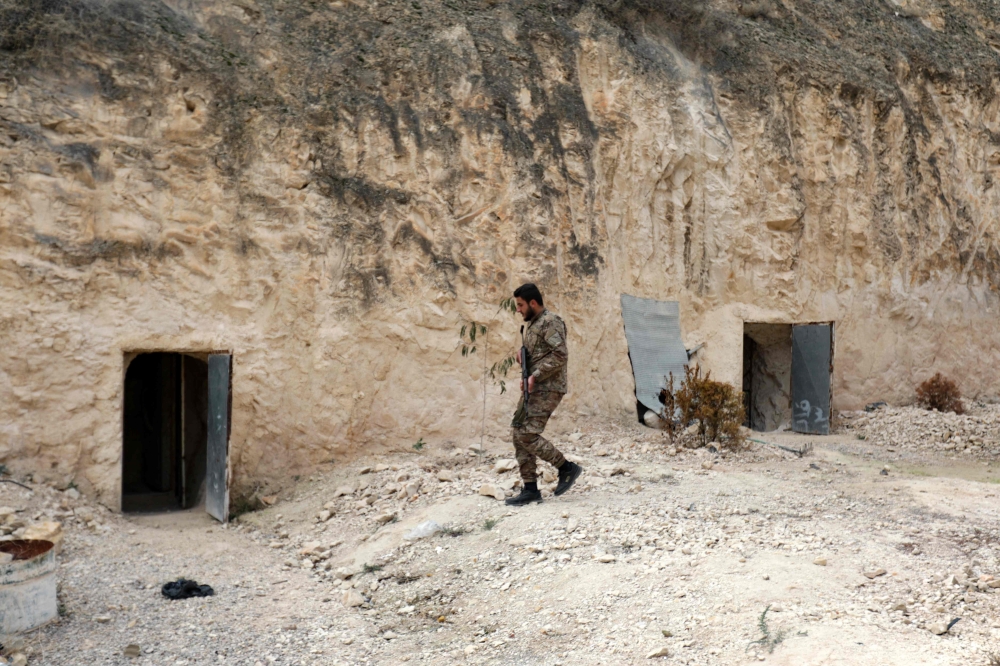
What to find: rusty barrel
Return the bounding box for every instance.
[0,540,57,634]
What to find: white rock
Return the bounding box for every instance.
[479,484,505,501]
[342,590,365,607]
[927,621,950,635]
[375,512,396,525]
[437,470,455,482]
[299,541,322,555]
[646,646,670,658]
[597,554,615,563]
[404,520,442,541]
[333,483,357,498]
[22,521,63,551]
[317,510,331,522]
[643,411,666,429]
[814,557,827,566]
[493,459,517,473]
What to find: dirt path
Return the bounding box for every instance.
[8,417,1000,665]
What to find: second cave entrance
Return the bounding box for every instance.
[742,323,833,434]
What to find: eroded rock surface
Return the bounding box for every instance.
[2,0,1000,498]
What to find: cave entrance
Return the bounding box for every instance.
[742,323,834,434]
[122,352,231,521]
[742,324,793,432]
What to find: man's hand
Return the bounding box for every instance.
[520,375,536,393]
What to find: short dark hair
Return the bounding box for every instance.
[513,283,543,306]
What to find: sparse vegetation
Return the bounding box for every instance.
[459,297,520,448]
[658,366,747,449]
[916,372,965,414]
[413,438,425,451]
[362,563,383,574]
[458,298,519,395]
[746,605,788,654]
[483,517,501,531]
[228,484,266,521]
[441,524,467,537]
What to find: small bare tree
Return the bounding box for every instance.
[458,298,519,448]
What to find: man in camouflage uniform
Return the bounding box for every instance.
[505,283,583,506]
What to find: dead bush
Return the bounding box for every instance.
[658,366,747,450]
[916,372,964,414]
[656,371,679,441]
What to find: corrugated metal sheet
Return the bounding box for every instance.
[620,294,689,415]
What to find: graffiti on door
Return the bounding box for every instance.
[793,399,828,432]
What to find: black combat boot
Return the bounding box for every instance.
[505,481,542,506]
[554,461,583,496]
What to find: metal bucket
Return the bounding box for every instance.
[0,540,57,634]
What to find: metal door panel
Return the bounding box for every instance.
[206,354,231,522]
[791,324,832,435]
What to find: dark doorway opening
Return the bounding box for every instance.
[742,324,793,432]
[122,353,209,512]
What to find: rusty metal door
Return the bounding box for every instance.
[791,324,832,435]
[206,354,231,522]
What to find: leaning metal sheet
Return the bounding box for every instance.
[620,294,689,415]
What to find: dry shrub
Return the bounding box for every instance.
[657,371,679,441]
[916,372,964,414]
[658,366,747,450]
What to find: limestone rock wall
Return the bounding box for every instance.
[2,0,1000,504]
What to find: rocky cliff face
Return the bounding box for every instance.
[2,0,1000,502]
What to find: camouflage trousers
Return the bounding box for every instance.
[510,391,566,483]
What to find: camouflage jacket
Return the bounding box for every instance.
[523,309,568,394]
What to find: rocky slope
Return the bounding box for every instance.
[2,0,1000,497]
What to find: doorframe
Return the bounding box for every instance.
[740,321,835,432]
[119,348,233,515]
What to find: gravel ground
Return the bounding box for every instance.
[5,410,1000,665]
